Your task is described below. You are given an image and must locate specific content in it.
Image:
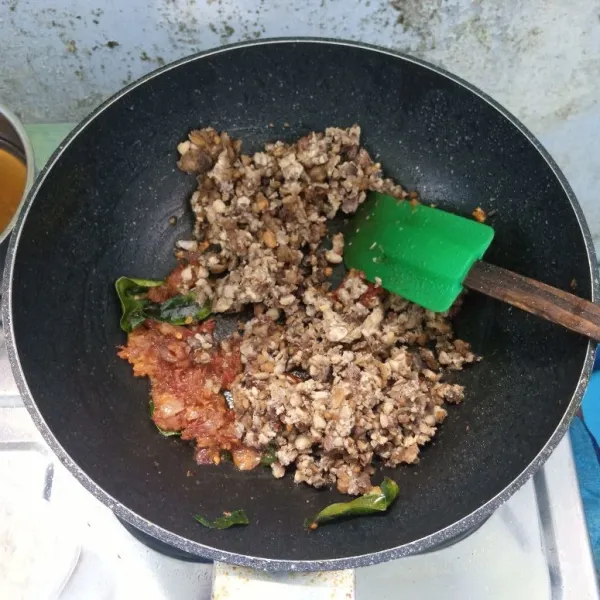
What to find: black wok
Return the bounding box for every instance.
[3,39,597,571]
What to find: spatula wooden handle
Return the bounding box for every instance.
[464,261,600,341]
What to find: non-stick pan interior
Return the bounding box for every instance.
[6,41,595,568]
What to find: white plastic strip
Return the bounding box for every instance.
[211,562,355,600]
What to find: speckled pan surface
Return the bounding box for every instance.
[2,39,598,571]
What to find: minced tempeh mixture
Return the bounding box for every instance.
[119,125,478,495]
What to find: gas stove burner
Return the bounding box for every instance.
[116,511,491,564]
[117,517,212,563]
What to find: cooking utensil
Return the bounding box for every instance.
[2,39,597,571]
[345,191,600,340]
[0,105,35,272]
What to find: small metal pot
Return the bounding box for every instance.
[0,105,35,271]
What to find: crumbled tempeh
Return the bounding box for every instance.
[171,125,478,494]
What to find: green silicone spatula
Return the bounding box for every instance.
[344,191,600,341]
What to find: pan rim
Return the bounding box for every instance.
[2,36,598,572]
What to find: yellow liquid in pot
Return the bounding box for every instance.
[0,148,26,233]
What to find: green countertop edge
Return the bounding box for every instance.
[24,123,76,171]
